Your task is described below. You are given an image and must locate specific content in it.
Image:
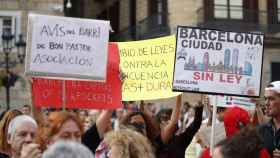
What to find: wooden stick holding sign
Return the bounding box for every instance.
[210,95,218,156]
[62,80,66,111]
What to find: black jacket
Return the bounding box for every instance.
[258,119,280,157]
[157,106,203,158]
[82,123,102,154]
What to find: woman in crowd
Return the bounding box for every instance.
[0,109,23,158]
[37,111,84,150]
[119,94,203,158]
[120,101,160,142]
[156,95,204,158]
[95,127,155,158]
[37,110,113,154]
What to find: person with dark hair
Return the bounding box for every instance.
[157,95,203,158]
[258,81,280,158]
[21,105,31,116]
[156,108,172,130]
[120,109,159,141]
[213,126,270,158]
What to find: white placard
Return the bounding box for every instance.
[172,26,264,97]
[25,14,110,81]
[208,95,255,110]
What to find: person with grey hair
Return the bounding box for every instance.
[42,141,94,158]
[6,115,41,158]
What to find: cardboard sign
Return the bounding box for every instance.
[118,35,181,101]
[173,26,264,97]
[25,14,110,81]
[32,43,122,109]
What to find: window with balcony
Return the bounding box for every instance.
[149,0,168,25]
[202,0,258,23]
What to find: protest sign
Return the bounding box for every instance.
[32,79,63,108]
[118,35,181,101]
[208,95,255,110]
[25,14,110,81]
[32,43,122,109]
[173,26,264,97]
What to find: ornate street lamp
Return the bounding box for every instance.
[2,30,14,110]
[15,34,26,64]
[66,0,72,9]
[1,31,26,110]
[65,0,72,17]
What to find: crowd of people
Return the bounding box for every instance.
[0,81,279,158]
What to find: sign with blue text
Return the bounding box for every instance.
[25,14,110,81]
[172,26,264,97]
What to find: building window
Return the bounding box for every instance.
[267,0,280,24]
[214,0,243,19]
[2,17,12,34]
[0,11,21,48]
[0,17,13,45]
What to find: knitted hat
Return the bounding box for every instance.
[223,106,250,138]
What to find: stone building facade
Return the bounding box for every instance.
[84,0,280,105]
[0,0,64,108]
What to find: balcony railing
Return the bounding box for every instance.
[111,12,170,41]
[197,6,280,34]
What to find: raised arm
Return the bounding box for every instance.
[140,101,160,140]
[161,94,182,144]
[169,102,203,157]
[96,110,114,138]
[82,109,113,154]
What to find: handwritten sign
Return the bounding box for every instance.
[25,14,110,81]
[32,43,122,109]
[118,35,181,101]
[173,26,264,97]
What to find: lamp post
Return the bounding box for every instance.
[66,0,72,16]
[1,31,26,110]
[15,34,26,64]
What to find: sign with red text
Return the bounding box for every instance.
[25,14,110,81]
[172,26,264,97]
[32,43,122,109]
